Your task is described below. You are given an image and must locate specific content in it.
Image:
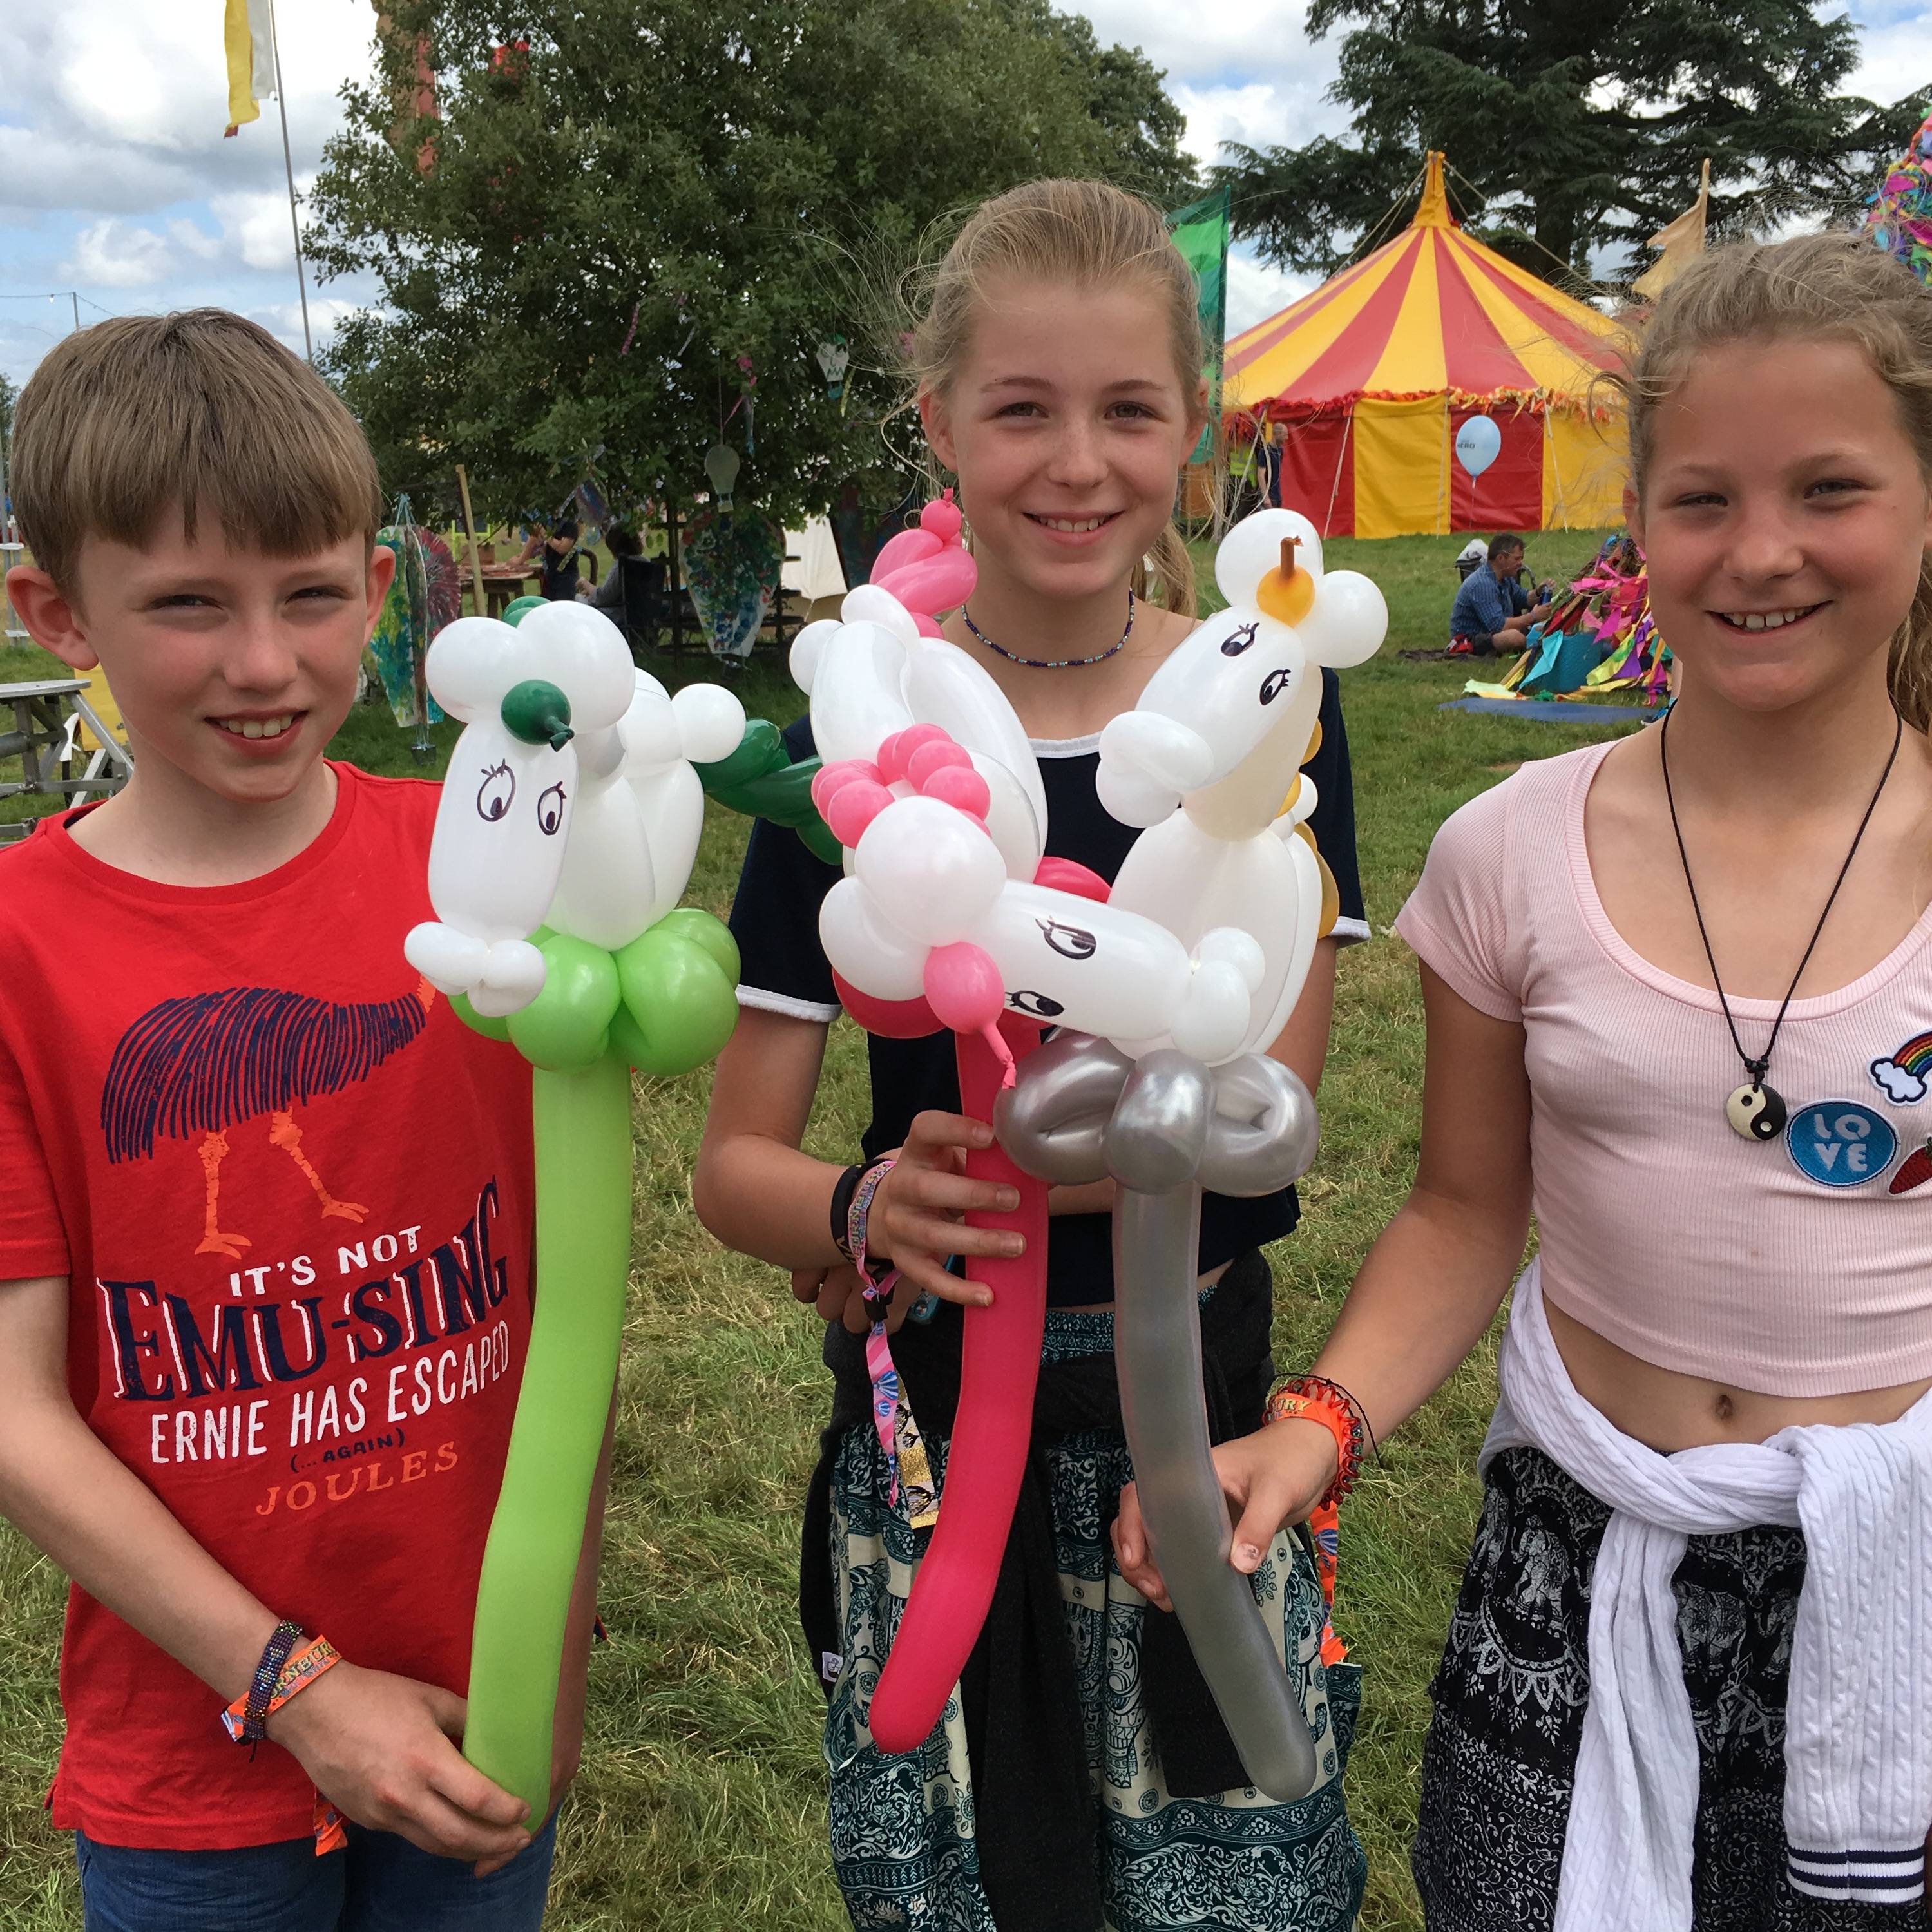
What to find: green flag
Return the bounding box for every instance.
[1167,184,1230,465]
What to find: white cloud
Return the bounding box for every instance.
[1227,249,1317,334]
[62,218,174,287]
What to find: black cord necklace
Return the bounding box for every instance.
[962,591,1134,669]
[1661,703,1903,1142]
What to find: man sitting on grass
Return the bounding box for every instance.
[1449,531,1551,657]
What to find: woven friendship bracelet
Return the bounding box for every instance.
[829,1163,866,1261]
[222,1634,343,1743]
[846,1156,899,1312]
[1265,1374,1375,1507]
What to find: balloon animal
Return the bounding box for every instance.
[403,597,747,1821]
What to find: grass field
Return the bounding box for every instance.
[0,526,1634,1927]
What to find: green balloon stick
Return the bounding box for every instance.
[461,1054,634,1823]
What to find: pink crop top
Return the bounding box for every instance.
[1395,740,1932,1397]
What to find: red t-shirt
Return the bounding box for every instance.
[0,763,535,1850]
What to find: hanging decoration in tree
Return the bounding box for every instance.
[368,495,461,740]
[684,507,784,660]
[702,443,741,508]
[816,336,850,401]
[1868,111,1932,285]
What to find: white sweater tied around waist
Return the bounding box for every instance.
[1483,1264,1932,1928]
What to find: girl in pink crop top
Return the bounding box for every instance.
[1111,236,1932,1931]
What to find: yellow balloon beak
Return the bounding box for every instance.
[1256,535,1316,626]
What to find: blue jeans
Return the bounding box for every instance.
[75,1812,558,1931]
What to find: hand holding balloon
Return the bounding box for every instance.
[865,1113,1022,1306]
[1113,1421,1340,1611]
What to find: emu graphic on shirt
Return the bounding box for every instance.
[100,979,436,1259]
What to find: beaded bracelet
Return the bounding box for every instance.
[1264,1374,1375,1507]
[222,1633,341,1743]
[226,1620,304,1744]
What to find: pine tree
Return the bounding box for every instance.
[1216,0,1927,283]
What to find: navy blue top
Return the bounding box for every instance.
[728,669,1366,1305]
[1451,565,1529,640]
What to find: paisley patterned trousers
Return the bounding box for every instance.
[1413,1444,1927,1931]
[823,1305,1366,1932]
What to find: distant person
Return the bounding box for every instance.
[1449,532,1551,656]
[0,310,604,1929]
[512,517,584,601]
[588,522,643,613]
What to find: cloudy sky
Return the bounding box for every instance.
[3,0,1929,386]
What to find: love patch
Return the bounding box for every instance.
[1785,1102,1897,1189]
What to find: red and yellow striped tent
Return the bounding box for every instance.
[1225,153,1628,539]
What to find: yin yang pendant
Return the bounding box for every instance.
[1726,1081,1787,1142]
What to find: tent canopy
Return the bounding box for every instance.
[1225,154,1629,538]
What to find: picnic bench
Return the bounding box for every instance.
[0,679,134,843]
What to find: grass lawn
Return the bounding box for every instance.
[0,527,1632,1928]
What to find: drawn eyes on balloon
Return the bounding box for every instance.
[1259,667,1295,706]
[477,761,515,823]
[1008,990,1065,1019]
[1221,622,1259,658]
[536,783,567,836]
[1035,917,1097,961]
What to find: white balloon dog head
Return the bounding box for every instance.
[1096,509,1386,832]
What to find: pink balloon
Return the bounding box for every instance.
[906,739,971,785]
[923,941,1004,1035]
[870,527,941,581]
[919,493,964,543]
[810,758,881,819]
[830,970,942,1039]
[912,611,944,638]
[868,1022,1046,1754]
[876,722,951,785]
[877,550,977,617]
[921,765,991,820]
[826,779,895,848]
[1033,856,1111,903]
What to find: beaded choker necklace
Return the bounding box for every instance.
[961,592,1135,669]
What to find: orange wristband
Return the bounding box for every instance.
[220,1636,341,1743]
[1264,1376,1370,1506]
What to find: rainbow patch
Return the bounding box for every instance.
[1870,1032,1932,1105]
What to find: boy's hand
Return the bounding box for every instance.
[868,1113,1024,1305]
[1111,1420,1339,1611]
[265,1659,532,1865]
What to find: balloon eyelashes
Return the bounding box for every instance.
[995,1031,1324,1802]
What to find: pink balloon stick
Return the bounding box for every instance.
[865,1016,1047,1755]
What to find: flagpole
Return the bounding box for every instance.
[265,0,313,363]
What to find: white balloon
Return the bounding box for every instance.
[425,723,577,944]
[671,681,747,764]
[1194,926,1267,996]
[1098,711,1216,798]
[901,637,1050,848]
[547,769,658,950]
[840,582,921,642]
[970,749,1046,881]
[820,877,930,1002]
[853,795,1007,946]
[425,617,526,722]
[470,939,549,1016]
[1095,758,1182,831]
[810,620,916,766]
[790,618,839,696]
[404,921,488,995]
[1454,413,1502,478]
[628,763,707,931]
[1214,507,1323,609]
[512,600,637,729]
[1169,959,1252,1063]
[1296,569,1389,670]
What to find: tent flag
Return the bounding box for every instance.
[1868,111,1932,285]
[224,0,275,136]
[1169,185,1230,464]
[1632,159,1710,300]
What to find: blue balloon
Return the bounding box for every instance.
[1455,414,1502,479]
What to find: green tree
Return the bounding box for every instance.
[309,0,1195,528]
[1215,0,1928,283]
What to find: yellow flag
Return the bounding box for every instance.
[1632,159,1710,300]
[224,0,275,135]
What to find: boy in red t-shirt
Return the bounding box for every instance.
[0,311,604,1929]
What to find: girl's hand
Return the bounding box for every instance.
[1111,1419,1339,1611]
[792,1262,865,1328]
[867,1111,1025,1305]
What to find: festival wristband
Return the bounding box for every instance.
[1264,1374,1375,1507]
[222,1634,343,1743]
[830,1163,865,1261]
[847,1156,899,1308]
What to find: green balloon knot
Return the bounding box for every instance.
[502,679,574,751]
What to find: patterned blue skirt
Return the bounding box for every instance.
[821,1303,1366,1932]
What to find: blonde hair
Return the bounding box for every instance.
[1620,233,1932,729]
[908,178,1205,617]
[11,309,383,597]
